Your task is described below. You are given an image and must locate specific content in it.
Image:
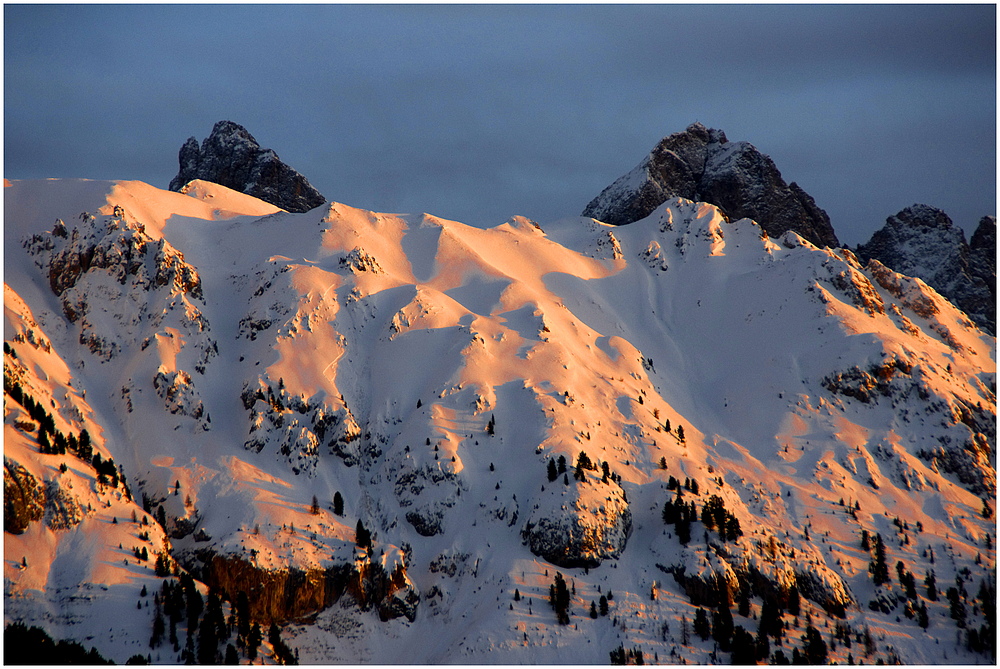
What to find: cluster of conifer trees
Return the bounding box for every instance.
[545,451,621,486]
[4,622,115,664]
[151,575,296,664]
[661,478,741,544]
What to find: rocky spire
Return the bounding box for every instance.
[857,205,995,333]
[168,120,326,213]
[582,122,839,248]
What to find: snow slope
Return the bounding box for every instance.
[4,178,995,664]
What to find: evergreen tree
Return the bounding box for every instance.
[694,607,712,640]
[236,591,251,641]
[610,645,626,664]
[269,623,282,649]
[787,586,800,617]
[574,451,590,481]
[730,626,756,664]
[803,625,828,664]
[724,515,743,541]
[676,512,691,545]
[247,623,263,661]
[600,595,609,616]
[182,575,203,633]
[197,615,218,664]
[547,458,558,482]
[333,491,344,516]
[150,606,165,649]
[870,534,890,585]
[755,627,771,662]
[224,644,239,665]
[677,425,685,442]
[947,587,967,628]
[759,596,784,640]
[557,455,567,474]
[206,592,227,644]
[355,519,372,550]
[713,605,735,651]
[550,572,571,625]
[590,601,598,619]
[737,589,751,617]
[925,570,938,601]
[310,495,319,515]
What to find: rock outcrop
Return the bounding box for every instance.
[583,123,839,248]
[520,475,632,568]
[187,549,419,624]
[857,205,995,333]
[4,459,44,534]
[168,121,326,213]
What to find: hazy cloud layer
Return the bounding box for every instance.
[5,4,995,245]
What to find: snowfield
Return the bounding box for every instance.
[4,178,995,664]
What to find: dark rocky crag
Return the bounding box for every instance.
[168,121,326,213]
[857,205,995,334]
[186,549,419,625]
[582,122,839,248]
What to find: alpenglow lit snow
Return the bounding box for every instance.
[4,177,995,664]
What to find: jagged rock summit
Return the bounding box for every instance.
[857,204,996,333]
[168,120,326,213]
[582,122,839,248]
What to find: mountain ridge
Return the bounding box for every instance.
[3,177,995,664]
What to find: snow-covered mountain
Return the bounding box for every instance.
[582,123,840,248]
[4,175,995,664]
[857,205,996,335]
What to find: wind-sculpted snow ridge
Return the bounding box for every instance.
[4,179,995,665]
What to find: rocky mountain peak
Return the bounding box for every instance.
[583,123,839,248]
[857,205,995,333]
[971,215,996,254]
[168,120,326,213]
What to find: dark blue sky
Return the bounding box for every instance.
[5,4,995,246]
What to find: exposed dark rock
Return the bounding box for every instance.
[168,121,326,213]
[405,509,444,537]
[520,490,632,569]
[189,550,418,624]
[4,458,44,534]
[583,122,839,247]
[43,479,85,530]
[857,205,995,333]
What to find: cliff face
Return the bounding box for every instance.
[4,459,44,535]
[189,550,419,624]
[857,206,995,333]
[168,121,326,213]
[583,123,839,248]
